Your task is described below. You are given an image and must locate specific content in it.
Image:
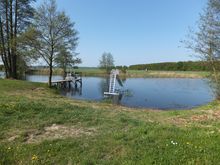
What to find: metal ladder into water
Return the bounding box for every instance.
[104,69,120,96]
[109,72,117,93]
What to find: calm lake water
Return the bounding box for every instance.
[24,74,215,110]
[0,71,4,78]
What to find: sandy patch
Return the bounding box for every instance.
[168,110,220,126]
[25,124,96,143]
[8,135,20,142]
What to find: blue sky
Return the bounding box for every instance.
[32,0,207,66]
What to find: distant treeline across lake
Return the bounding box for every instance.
[0,61,215,72]
[129,61,215,71]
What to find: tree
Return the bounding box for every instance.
[99,52,114,72]
[0,64,4,70]
[184,0,220,97]
[116,65,128,73]
[0,0,35,78]
[29,0,78,87]
[55,45,81,78]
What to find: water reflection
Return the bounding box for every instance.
[62,86,82,97]
[99,78,109,96]
[60,77,214,110]
[0,71,5,78]
[1,73,215,110]
[25,74,63,82]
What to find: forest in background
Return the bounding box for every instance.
[0,61,215,72]
[128,61,214,71]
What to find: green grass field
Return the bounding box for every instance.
[0,79,220,164]
[126,70,209,78]
[29,68,209,78]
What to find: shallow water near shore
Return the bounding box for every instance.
[0,71,4,78]
[24,74,215,110]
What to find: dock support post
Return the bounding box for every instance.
[68,81,71,88]
[80,79,82,87]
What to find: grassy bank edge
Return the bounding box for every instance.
[0,78,217,112]
[28,68,210,78]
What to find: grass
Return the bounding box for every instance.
[1,79,220,164]
[29,68,209,78]
[126,70,209,78]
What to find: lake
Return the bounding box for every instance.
[0,71,4,78]
[24,74,215,110]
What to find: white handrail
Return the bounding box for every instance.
[107,69,119,94]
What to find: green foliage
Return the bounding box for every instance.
[129,61,212,71]
[28,0,79,86]
[99,52,115,72]
[55,45,81,76]
[0,0,36,79]
[116,65,128,74]
[0,65,4,71]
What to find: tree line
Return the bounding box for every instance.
[0,0,80,86]
[129,61,215,71]
[98,53,214,72]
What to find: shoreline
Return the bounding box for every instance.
[0,78,216,111]
[27,69,209,78]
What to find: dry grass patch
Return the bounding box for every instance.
[166,109,220,127]
[24,124,96,143]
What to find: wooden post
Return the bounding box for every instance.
[80,80,82,87]
[68,81,71,88]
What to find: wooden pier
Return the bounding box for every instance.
[51,77,82,89]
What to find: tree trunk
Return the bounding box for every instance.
[5,0,13,78]
[49,64,53,87]
[48,35,54,87]
[10,0,17,79]
[49,48,53,87]
[0,16,9,78]
[62,64,67,79]
[13,0,18,79]
[208,43,218,83]
[211,60,218,83]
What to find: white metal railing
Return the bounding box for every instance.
[104,69,120,96]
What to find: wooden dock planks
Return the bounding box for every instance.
[51,77,82,88]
